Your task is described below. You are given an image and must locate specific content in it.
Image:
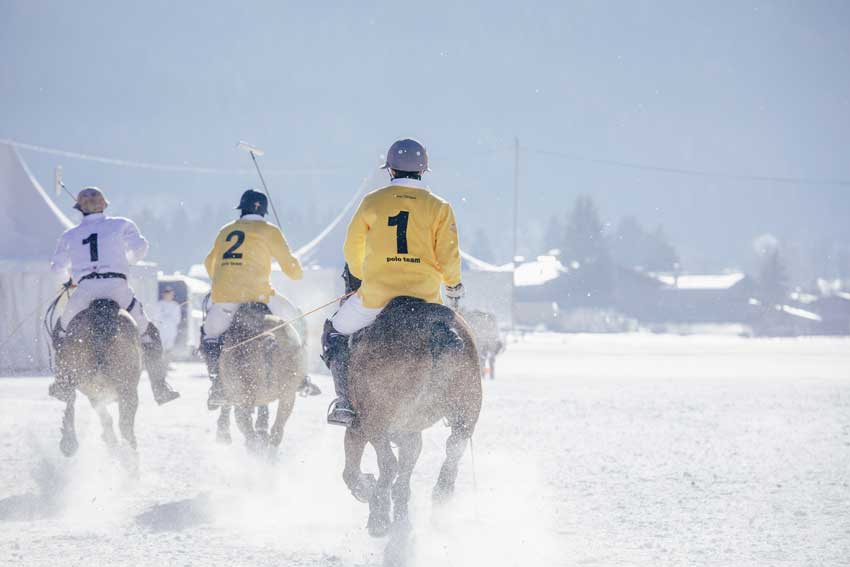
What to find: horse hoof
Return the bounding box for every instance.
[351,473,377,503]
[367,513,391,538]
[60,435,79,457]
[216,430,232,445]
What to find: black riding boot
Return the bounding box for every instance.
[48,323,74,402]
[141,324,180,405]
[321,319,355,427]
[201,336,225,410]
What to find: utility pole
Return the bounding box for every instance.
[512,136,520,264]
[511,136,520,332]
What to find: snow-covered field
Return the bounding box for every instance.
[1,334,848,566]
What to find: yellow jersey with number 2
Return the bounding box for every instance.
[344,178,462,309]
[205,215,303,304]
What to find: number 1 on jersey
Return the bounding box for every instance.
[82,233,99,262]
[388,211,410,254]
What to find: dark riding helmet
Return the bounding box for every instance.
[236,189,268,216]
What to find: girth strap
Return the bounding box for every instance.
[79,271,127,283]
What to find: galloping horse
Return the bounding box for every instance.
[217,303,303,456]
[54,299,141,458]
[342,297,482,536]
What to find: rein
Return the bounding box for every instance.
[222,291,355,352]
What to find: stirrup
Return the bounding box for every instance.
[327,397,355,427]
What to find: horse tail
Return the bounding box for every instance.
[89,299,120,367]
[429,319,465,363]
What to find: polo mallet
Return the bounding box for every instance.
[54,165,78,204]
[237,141,283,227]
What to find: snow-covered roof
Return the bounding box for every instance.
[159,273,211,295]
[0,142,73,261]
[654,272,746,291]
[779,304,822,322]
[187,263,210,281]
[514,255,567,287]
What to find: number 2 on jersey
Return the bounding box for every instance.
[223,230,246,259]
[82,233,99,262]
[388,211,410,254]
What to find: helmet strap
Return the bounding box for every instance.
[389,169,422,180]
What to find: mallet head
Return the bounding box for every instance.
[237,141,265,157]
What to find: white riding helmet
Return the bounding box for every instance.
[74,187,109,214]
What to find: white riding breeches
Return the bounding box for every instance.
[203,294,303,342]
[330,294,383,336]
[61,278,149,334]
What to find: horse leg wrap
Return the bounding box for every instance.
[201,337,224,380]
[321,320,351,399]
[142,324,180,405]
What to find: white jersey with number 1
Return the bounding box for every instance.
[50,213,149,281]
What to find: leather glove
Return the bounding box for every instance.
[445,283,465,300]
[445,283,465,309]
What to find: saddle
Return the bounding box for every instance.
[67,299,124,366]
[353,296,465,362]
[230,302,272,329]
[224,302,278,363]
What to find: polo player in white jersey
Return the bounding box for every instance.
[49,187,179,405]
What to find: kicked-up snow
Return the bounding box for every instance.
[0,333,848,566]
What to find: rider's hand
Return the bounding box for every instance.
[445,283,465,300]
[445,283,464,309]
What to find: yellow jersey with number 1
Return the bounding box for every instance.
[205,216,303,304]
[344,178,462,309]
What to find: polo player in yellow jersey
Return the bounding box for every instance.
[323,138,465,427]
[201,189,304,409]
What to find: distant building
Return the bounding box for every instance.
[811,292,850,335]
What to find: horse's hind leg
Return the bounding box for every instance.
[255,404,270,445]
[433,423,472,504]
[216,406,232,445]
[392,431,422,529]
[269,393,296,452]
[367,437,397,538]
[60,392,79,457]
[234,406,259,452]
[118,387,138,450]
[343,428,375,503]
[93,402,118,448]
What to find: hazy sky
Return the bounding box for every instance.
[2,0,848,272]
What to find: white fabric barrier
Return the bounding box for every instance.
[0,261,65,373]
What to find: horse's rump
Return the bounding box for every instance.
[58,299,141,402]
[220,303,303,407]
[349,297,482,435]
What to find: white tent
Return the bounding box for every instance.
[0,142,160,372]
[0,142,72,372]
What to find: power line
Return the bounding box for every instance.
[528,146,850,186]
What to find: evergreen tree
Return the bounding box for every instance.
[611,216,678,271]
[562,196,613,304]
[645,225,678,271]
[758,248,789,306]
[543,214,564,255]
[563,196,608,265]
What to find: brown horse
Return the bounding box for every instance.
[218,303,304,456]
[342,297,483,537]
[54,299,141,459]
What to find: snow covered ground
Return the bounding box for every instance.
[1,333,848,566]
